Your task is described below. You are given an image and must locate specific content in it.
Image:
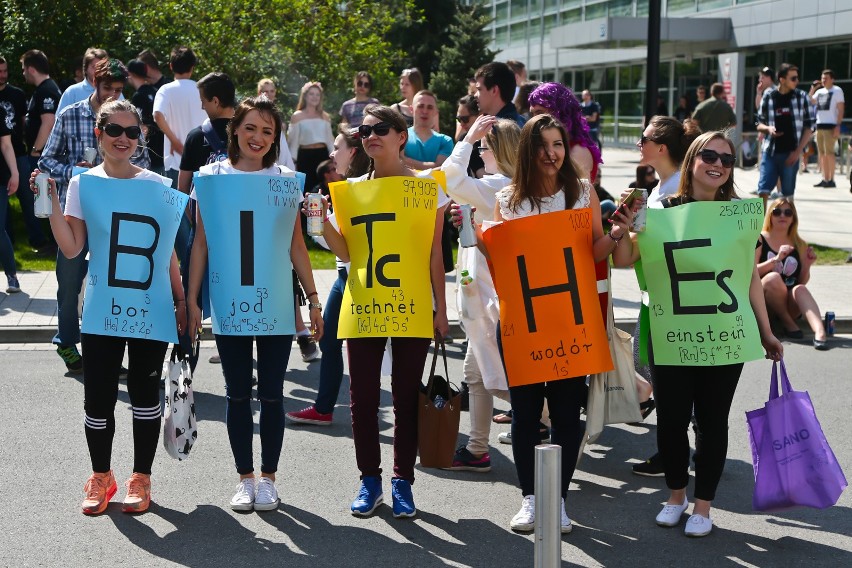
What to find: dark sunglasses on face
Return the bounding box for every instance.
[788,76,799,82]
[456,115,472,124]
[639,134,654,146]
[357,122,393,139]
[356,81,371,88]
[102,123,142,139]
[478,145,491,155]
[698,149,736,168]
[772,208,794,218]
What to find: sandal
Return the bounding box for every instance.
[492,410,513,424]
[640,398,656,420]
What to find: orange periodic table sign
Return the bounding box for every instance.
[483,209,613,387]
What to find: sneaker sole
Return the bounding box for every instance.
[286,415,332,426]
[122,500,150,514]
[253,499,280,512]
[230,501,255,512]
[351,495,384,517]
[562,523,573,534]
[301,351,320,362]
[510,522,534,532]
[445,464,492,472]
[82,482,118,515]
[632,470,665,477]
[393,509,417,519]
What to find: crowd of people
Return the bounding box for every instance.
[0,44,838,538]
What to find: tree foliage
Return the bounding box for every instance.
[430,2,499,135]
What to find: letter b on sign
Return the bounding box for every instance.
[108,213,160,290]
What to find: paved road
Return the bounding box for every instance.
[1,336,850,567]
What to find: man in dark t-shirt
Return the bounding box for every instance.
[128,53,171,174]
[21,51,61,167]
[581,89,602,148]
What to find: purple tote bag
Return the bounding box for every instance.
[746,360,847,511]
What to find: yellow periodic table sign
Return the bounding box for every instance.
[329,176,439,338]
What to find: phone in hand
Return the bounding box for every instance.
[621,188,645,209]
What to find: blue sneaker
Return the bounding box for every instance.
[391,478,416,518]
[350,476,383,516]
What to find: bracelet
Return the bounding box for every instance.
[305,291,318,299]
[308,301,322,311]
[608,231,624,243]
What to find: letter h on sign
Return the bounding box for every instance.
[517,247,583,333]
[108,213,160,290]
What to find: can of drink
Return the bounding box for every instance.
[34,173,52,218]
[632,189,648,232]
[458,204,477,247]
[825,311,835,336]
[306,193,324,236]
[83,147,97,164]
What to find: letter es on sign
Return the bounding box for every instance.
[664,239,738,315]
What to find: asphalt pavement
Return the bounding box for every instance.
[1,337,850,567]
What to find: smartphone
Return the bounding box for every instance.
[621,188,645,208]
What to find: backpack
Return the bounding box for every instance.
[201,118,228,164]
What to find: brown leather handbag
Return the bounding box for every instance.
[417,337,462,468]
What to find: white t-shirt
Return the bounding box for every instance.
[190,161,296,200]
[496,180,592,220]
[153,79,207,171]
[648,171,681,208]
[814,85,845,126]
[63,165,172,220]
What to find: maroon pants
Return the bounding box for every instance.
[347,336,430,483]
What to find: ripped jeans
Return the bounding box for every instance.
[214,334,293,475]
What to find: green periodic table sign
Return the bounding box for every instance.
[638,199,765,366]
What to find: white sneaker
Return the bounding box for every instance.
[684,513,713,537]
[510,495,536,532]
[230,477,256,511]
[561,498,573,534]
[655,496,689,527]
[254,477,280,511]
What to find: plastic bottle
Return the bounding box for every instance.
[460,270,473,286]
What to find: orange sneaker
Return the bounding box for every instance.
[82,471,117,515]
[122,473,151,513]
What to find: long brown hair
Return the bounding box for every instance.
[227,96,282,169]
[647,115,700,165]
[508,114,581,213]
[763,197,807,256]
[675,131,737,201]
[338,123,370,178]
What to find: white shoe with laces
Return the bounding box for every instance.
[684,513,713,537]
[510,495,536,532]
[561,498,573,534]
[230,477,256,511]
[254,477,280,511]
[655,496,689,527]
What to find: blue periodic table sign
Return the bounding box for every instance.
[79,175,187,343]
[194,172,302,336]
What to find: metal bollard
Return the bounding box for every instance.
[534,444,562,568]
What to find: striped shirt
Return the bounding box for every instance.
[757,88,814,155]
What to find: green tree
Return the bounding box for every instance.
[385,0,457,85]
[430,2,498,135]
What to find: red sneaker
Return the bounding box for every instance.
[122,473,151,513]
[82,471,117,515]
[286,405,332,425]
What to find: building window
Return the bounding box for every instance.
[510,21,527,44]
[666,0,696,15]
[697,0,732,11]
[585,1,607,19]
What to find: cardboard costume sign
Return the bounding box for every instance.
[194,173,301,335]
[80,176,186,343]
[330,176,438,338]
[638,199,765,365]
[483,209,613,387]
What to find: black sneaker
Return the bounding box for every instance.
[446,446,491,472]
[814,180,828,187]
[632,453,665,477]
[57,344,83,374]
[297,335,319,362]
[824,180,837,188]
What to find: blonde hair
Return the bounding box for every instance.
[296,82,329,119]
[257,78,275,93]
[763,197,807,256]
[484,119,521,178]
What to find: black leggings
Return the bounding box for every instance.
[651,362,742,501]
[82,333,168,475]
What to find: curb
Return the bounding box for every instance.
[2,318,850,344]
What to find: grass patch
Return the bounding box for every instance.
[812,244,850,265]
[8,195,56,271]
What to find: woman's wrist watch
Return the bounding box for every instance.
[309,301,322,311]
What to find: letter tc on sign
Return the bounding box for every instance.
[663,239,738,315]
[351,213,400,288]
[517,247,583,333]
[108,213,160,290]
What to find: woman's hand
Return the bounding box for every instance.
[187,302,202,344]
[301,192,330,218]
[777,244,795,260]
[29,169,58,199]
[449,202,475,229]
[174,300,187,337]
[761,333,784,361]
[608,202,635,237]
[805,245,817,264]
[434,311,450,340]
[308,305,324,342]
[463,114,497,144]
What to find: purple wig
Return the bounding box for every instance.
[528,82,603,168]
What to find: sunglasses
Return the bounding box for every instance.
[356,81,371,88]
[478,145,491,155]
[102,123,142,139]
[357,122,393,139]
[456,115,472,124]
[639,134,655,147]
[772,208,794,218]
[788,76,799,82]
[698,149,736,168]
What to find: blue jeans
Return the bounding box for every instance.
[0,183,16,274]
[757,151,798,196]
[53,244,88,346]
[314,268,347,414]
[214,333,293,475]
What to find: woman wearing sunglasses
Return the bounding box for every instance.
[612,132,783,537]
[339,71,379,128]
[758,198,828,349]
[319,105,449,518]
[32,100,183,515]
[440,115,520,473]
[187,96,323,512]
[454,95,484,178]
